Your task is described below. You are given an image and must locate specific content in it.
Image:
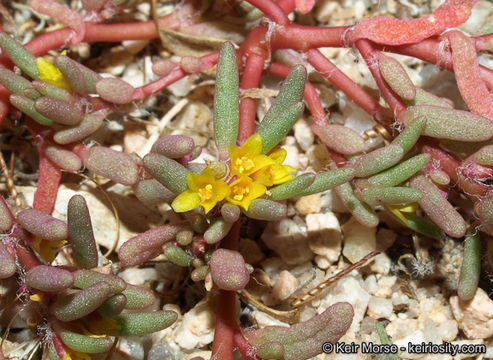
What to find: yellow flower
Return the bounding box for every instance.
[36,57,71,91]
[226,176,266,210]
[171,166,229,214]
[32,236,67,262]
[387,203,419,226]
[228,134,274,177]
[251,148,295,186]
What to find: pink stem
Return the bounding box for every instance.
[355,39,406,120]
[246,0,290,25]
[133,52,219,99]
[211,221,241,360]
[238,53,265,144]
[306,48,392,125]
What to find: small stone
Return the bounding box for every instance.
[342,217,376,263]
[367,297,393,319]
[314,255,331,269]
[450,287,493,339]
[375,275,397,298]
[437,320,458,342]
[376,228,397,251]
[261,219,313,265]
[318,276,370,338]
[417,298,453,328]
[306,213,341,263]
[386,318,419,341]
[363,275,379,295]
[369,253,391,275]
[393,330,426,359]
[174,300,215,350]
[293,119,314,151]
[272,270,298,301]
[295,194,322,215]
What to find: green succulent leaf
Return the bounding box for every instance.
[214,42,239,153]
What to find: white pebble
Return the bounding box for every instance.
[272,270,298,301]
[367,296,393,319]
[293,119,314,151]
[306,212,341,263]
[342,217,376,263]
[450,287,493,339]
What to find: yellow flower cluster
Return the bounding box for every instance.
[172,134,295,213]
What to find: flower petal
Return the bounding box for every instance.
[214,180,230,201]
[240,134,263,155]
[171,190,201,212]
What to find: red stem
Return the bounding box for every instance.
[211,221,241,360]
[306,49,392,125]
[246,0,289,25]
[355,39,406,120]
[238,53,265,144]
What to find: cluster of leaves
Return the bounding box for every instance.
[0,0,492,359]
[0,195,176,359]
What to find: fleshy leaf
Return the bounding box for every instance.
[474,145,493,166]
[115,311,177,336]
[164,244,194,267]
[257,65,306,153]
[335,182,378,227]
[10,94,54,126]
[0,33,39,79]
[30,0,85,45]
[204,218,233,244]
[43,144,82,173]
[17,209,68,242]
[242,199,287,221]
[67,195,98,269]
[151,135,195,159]
[296,167,354,197]
[96,77,135,104]
[0,242,16,279]
[55,55,102,94]
[391,117,426,154]
[121,284,156,310]
[312,124,365,155]
[34,97,83,125]
[458,232,481,301]
[378,54,416,101]
[53,112,105,145]
[143,153,190,194]
[410,175,466,238]
[353,144,404,178]
[268,173,315,201]
[0,195,13,232]
[118,224,182,267]
[361,187,422,205]
[53,281,111,322]
[134,179,176,207]
[26,265,74,292]
[209,249,249,291]
[448,30,493,121]
[214,42,239,154]
[98,294,127,318]
[0,67,38,96]
[244,302,353,360]
[73,269,126,296]
[403,106,493,142]
[84,146,138,186]
[56,327,113,354]
[368,154,430,188]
